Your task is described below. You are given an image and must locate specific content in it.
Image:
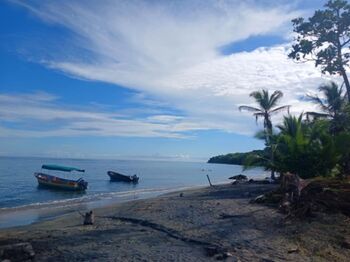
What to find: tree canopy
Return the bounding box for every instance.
[289,0,350,101]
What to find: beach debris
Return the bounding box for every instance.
[281,172,310,197]
[231,179,238,185]
[214,251,235,260]
[251,194,266,203]
[219,213,248,219]
[179,192,184,197]
[286,243,299,253]
[229,174,247,181]
[260,259,274,262]
[287,246,299,253]
[206,174,213,187]
[341,237,350,249]
[204,246,221,257]
[230,174,248,185]
[223,251,234,258]
[247,178,271,184]
[0,242,35,261]
[79,210,95,225]
[204,246,235,260]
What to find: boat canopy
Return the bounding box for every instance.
[41,164,85,173]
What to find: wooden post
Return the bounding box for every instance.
[206,174,213,187]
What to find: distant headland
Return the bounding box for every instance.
[207,150,264,166]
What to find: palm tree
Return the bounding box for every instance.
[275,114,338,178]
[306,82,347,134]
[239,89,290,179]
[277,114,304,138]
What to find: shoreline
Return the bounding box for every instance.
[1,183,349,261]
[0,183,215,230]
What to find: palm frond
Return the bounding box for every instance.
[249,91,263,100]
[270,105,290,115]
[269,90,283,108]
[250,90,267,109]
[238,105,261,112]
[306,94,328,111]
[253,112,265,124]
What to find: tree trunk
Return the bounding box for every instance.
[270,157,276,180]
[271,170,276,180]
[266,117,275,180]
[340,67,350,102]
[335,9,350,102]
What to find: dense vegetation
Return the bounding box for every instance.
[210,0,350,182]
[207,150,264,166]
[239,0,350,180]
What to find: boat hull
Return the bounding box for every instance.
[107,171,139,183]
[35,173,88,191]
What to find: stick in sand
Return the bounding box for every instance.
[206,174,213,187]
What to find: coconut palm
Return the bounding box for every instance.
[306,82,348,134]
[277,114,305,138]
[239,90,290,139]
[239,89,290,179]
[274,114,338,178]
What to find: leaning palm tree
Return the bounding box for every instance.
[239,89,290,179]
[306,82,347,134]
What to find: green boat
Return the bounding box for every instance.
[34,164,88,191]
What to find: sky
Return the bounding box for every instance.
[0,0,339,161]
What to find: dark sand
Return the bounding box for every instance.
[0,183,349,261]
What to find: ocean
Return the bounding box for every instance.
[0,156,268,228]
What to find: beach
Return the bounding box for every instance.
[1,183,349,261]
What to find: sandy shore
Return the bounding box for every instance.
[1,183,349,261]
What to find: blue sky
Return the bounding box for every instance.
[0,0,335,160]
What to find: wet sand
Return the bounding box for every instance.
[0,183,349,261]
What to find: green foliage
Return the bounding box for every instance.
[306,81,349,133]
[239,89,289,180]
[239,89,290,139]
[274,115,339,178]
[230,0,350,179]
[334,132,350,174]
[289,0,350,100]
[207,150,264,166]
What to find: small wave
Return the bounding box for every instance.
[0,185,202,213]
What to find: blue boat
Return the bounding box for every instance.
[107,171,139,183]
[34,164,88,191]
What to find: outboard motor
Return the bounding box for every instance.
[77,178,88,190]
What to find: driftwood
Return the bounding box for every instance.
[79,210,95,225]
[84,211,95,225]
[206,175,213,187]
[253,173,350,219]
[280,174,350,218]
[288,177,350,218]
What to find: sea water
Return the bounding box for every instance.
[0,156,268,228]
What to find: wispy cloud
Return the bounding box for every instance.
[0,91,217,138]
[8,0,341,138]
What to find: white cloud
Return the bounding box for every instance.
[0,92,222,138]
[7,0,343,138]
